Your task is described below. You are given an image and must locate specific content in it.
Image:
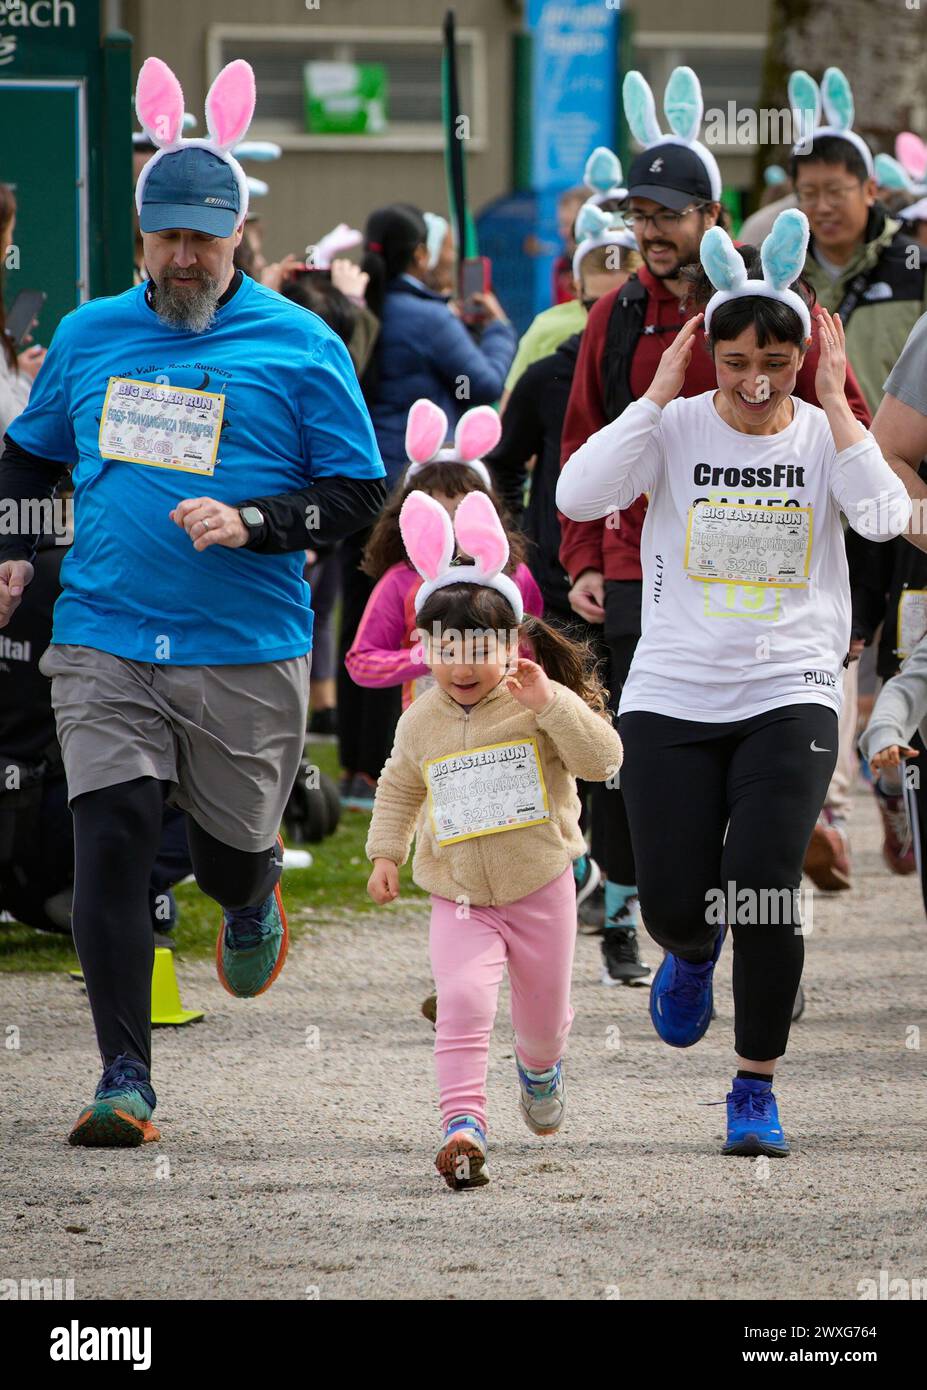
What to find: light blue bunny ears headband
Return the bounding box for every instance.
[700,208,812,343]
[622,65,723,201]
[788,68,873,176]
[572,148,637,279]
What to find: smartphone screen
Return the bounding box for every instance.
[5,290,46,347]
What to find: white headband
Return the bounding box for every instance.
[788,68,874,176]
[701,208,813,343]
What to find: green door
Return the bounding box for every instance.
[1,80,88,343]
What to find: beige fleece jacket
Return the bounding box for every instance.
[366,678,623,906]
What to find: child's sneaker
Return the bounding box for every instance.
[435,1116,489,1190]
[601,920,651,986]
[68,1055,160,1148]
[516,1059,565,1135]
[872,782,915,875]
[722,1077,791,1156]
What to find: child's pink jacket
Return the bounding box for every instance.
[346,560,544,710]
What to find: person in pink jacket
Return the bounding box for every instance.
[346,399,543,712]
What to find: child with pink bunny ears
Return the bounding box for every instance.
[346,399,542,717]
[365,469,622,1191]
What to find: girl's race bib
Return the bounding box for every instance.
[425,737,550,846]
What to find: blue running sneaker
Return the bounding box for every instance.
[435,1116,489,1190]
[722,1077,791,1156]
[68,1055,159,1147]
[649,925,725,1047]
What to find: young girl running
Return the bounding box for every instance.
[557,209,911,1157]
[365,488,622,1189]
[345,398,542,711]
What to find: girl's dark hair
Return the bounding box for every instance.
[682,244,816,349]
[362,202,428,321]
[282,272,357,346]
[362,461,527,580]
[415,582,611,715]
[0,183,18,372]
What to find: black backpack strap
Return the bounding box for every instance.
[601,275,649,422]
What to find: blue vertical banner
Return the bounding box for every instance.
[526,0,619,314]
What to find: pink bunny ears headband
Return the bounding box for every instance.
[135,57,257,229]
[399,489,523,622]
[404,399,501,492]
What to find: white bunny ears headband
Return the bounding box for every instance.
[700,208,812,342]
[404,398,501,493]
[571,147,636,280]
[875,132,927,221]
[788,68,873,176]
[583,146,627,208]
[622,66,723,201]
[134,57,257,227]
[399,489,523,623]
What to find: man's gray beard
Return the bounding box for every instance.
[152,269,222,333]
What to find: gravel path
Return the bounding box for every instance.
[2,781,925,1301]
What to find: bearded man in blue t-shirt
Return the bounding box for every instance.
[0,60,386,1147]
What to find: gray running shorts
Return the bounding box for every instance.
[38,643,311,852]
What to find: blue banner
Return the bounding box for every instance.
[526,0,619,314]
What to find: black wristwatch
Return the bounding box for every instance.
[238,505,266,548]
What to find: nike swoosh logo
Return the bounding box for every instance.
[810,741,832,752]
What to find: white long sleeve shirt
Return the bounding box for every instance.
[557,391,912,721]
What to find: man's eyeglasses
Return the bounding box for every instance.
[795,183,862,208]
[622,204,707,233]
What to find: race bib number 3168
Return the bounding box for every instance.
[98,376,225,476]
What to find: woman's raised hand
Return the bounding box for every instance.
[644,313,703,409]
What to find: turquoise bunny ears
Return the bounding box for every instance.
[583,146,627,207]
[788,68,873,175]
[622,65,722,201]
[700,208,812,342]
[571,199,637,280]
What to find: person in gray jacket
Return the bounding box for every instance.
[859,640,927,911]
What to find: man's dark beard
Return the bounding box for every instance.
[150,265,222,332]
[643,245,696,280]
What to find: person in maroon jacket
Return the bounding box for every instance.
[558,136,871,973]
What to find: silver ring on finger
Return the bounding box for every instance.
[201,518,210,531]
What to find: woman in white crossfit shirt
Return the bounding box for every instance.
[557,209,911,1158]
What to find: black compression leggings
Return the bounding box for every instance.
[618,703,838,1060]
[71,777,282,1072]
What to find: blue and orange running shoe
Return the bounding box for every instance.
[435,1116,489,1190]
[217,837,288,998]
[68,1055,159,1147]
[649,925,726,1048]
[722,1077,791,1156]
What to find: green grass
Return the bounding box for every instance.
[0,740,426,974]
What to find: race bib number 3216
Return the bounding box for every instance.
[98,376,225,476]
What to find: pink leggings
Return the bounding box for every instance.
[429,865,577,1133]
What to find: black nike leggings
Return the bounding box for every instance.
[71,777,282,1073]
[618,703,838,1060]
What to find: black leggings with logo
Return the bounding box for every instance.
[71,777,282,1075]
[618,702,838,1060]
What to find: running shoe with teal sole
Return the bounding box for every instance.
[217,842,289,998]
[650,925,726,1047]
[722,1077,791,1156]
[68,1055,159,1148]
[435,1116,489,1190]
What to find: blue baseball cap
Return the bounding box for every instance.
[139,147,242,236]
